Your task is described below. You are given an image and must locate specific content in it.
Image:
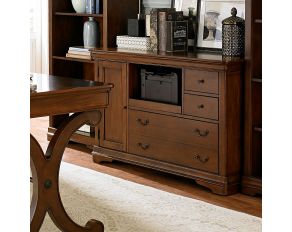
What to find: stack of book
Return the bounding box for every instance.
[65,47,92,60]
[149,9,188,52]
[116,35,151,51]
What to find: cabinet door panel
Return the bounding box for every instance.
[98,60,127,151]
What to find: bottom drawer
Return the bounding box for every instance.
[129,134,218,174]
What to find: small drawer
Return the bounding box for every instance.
[183,94,218,120]
[184,69,219,94]
[129,134,218,174]
[129,109,218,149]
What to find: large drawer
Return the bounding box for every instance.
[183,94,218,120]
[129,109,218,149]
[184,69,219,94]
[129,134,218,174]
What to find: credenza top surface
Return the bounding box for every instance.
[92,48,243,68]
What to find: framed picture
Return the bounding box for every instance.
[197,0,245,51]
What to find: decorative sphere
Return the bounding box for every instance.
[71,0,86,13]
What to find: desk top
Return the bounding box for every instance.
[30,74,112,118]
[30,73,112,96]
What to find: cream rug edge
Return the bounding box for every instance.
[38,162,261,232]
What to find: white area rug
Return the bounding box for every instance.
[38,162,261,232]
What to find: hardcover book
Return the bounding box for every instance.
[166,21,188,52]
[68,46,91,52]
[145,14,151,37]
[67,50,91,56]
[95,0,100,14]
[85,0,95,14]
[150,8,175,51]
[66,53,92,60]
[158,11,167,52]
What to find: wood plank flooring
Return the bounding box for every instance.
[31,117,262,217]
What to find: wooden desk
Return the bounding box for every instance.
[30,74,112,232]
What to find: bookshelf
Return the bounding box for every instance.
[242,0,262,196]
[48,0,139,144]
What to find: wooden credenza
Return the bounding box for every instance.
[92,49,243,195]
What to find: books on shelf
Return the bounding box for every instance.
[66,46,93,60]
[150,8,176,51]
[116,35,151,51]
[66,53,92,60]
[149,9,187,52]
[68,46,91,52]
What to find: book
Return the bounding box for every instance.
[145,14,151,37]
[68,46,91,52]
[86,0,95,14]
[150,8,175,51]
[166,11,184,21]
[166,21,188,52]
[158,11,167,52]
[96,0,100,14]
[67,50,91,56]
[66,53,92,60]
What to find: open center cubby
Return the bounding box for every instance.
[128,63,182,114]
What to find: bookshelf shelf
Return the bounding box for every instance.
[52,55,95,63]
[55,12,103,18]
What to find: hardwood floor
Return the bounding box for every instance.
[31,117,262,217]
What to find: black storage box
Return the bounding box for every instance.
[141,69,178,104]
[128,19,145,37]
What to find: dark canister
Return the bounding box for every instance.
[222,7,245,57]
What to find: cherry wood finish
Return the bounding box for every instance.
[183,94,219,120]
[184,69,219,94]
[92,49,243,195]
[31,117,262,218]
[30,74,112,232]
[128,110,218,149]
[128,134,219,173]
[48,0,138,145]
[242,0,262,196]
[96,60,127,151]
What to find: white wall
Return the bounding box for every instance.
[30,0,48,74]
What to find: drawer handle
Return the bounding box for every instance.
[197,104,204,109]
[198,79,205,84]
[194,128,209,137]
[194,154,209,163]
[137,118,149,126]
[138,143,150,150]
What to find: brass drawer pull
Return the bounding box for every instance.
[138,143,150,150]
[194,154,209,163]
[137,118,149,126]
[194,128,209,137]
[197,104,204,109]
[198,79,205,84]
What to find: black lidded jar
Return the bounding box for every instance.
[222,7,245,57]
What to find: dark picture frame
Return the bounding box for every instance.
[196,0,245,52]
